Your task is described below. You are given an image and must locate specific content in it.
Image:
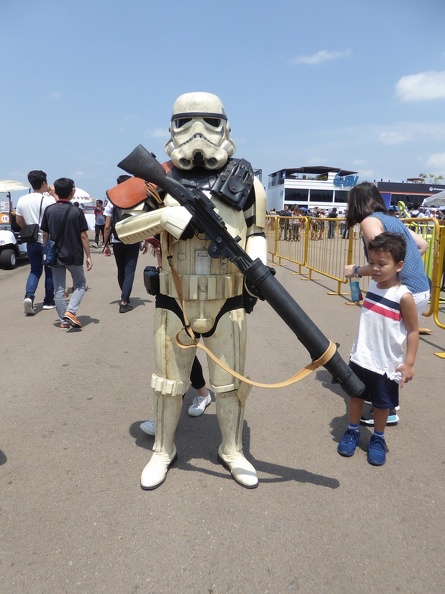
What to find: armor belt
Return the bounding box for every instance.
[155,293,244,338]
[159,270,244,300]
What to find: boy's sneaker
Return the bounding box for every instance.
[360,407,399,426]
[367,434,387,466]
[63,311,82,328]
[43,301,56,310]
[140,419,155,436]
[23,297,35,316]
[337,429,360,457]
[188,392,212,417]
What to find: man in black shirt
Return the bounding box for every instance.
[41,178,92,329]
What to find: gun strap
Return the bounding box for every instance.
[168,258,337,389]
[175,328,336,389]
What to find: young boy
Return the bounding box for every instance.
[338,232,419,465]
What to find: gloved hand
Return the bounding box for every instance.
[242,284,258,314]
[244,266,276,301]
[242,266,276,313]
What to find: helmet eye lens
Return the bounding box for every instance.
[174,117,192,129]
[204,118,221,128]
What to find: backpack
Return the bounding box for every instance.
[111,206,130,241]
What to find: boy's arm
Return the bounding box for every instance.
[397,292,419,387]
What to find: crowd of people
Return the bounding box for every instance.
[269,203,444,242]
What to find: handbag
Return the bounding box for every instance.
[16,197,45,244]
[17,224,39,244]
[43,205,71,266]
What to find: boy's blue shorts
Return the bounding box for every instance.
[349,361,399,409]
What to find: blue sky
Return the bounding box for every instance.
[2,0,445,202]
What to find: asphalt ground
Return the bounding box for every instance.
[1,236,444,594]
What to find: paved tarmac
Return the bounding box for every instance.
[1,238,444,594]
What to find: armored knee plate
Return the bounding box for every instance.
[151,373,186,396]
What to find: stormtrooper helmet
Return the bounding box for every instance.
[164,92,236,170]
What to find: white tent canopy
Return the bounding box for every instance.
[0,180,29,193]
[70,187,92,204]
[422,190,445,208]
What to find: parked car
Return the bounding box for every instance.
[0,228,28,269]
[0,179,31,269]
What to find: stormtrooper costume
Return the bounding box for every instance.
[116,92,267,490]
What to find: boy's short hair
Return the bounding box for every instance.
[27,170,47,190]
[54,177,75,200]
[368,231,406,263]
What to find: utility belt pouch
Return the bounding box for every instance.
[210,158,254,211]
[144,266,160,296]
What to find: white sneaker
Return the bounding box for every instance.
[140,419,155,436]
[91,243,98,248]
[23,298,35,316]
[188,392,212,417]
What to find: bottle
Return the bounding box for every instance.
[349,280,362,302]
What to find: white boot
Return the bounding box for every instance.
[140,393,181,490]
[216,392,258,489]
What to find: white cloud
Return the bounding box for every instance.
[49,91,62,100]
[425,152,445,172]
[396,70,445,102]
[379,131,410,145]
[290,49,351,65]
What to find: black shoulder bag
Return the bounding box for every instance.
[17,197,44,244]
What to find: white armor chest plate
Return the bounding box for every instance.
[159,193,246,302]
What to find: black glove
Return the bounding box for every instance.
[180,219,196,240]
[244,266,276,301]
[242,266,276,313]
[242,283,258,314]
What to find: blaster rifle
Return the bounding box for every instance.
[117,144,364,398]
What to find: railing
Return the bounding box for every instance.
[267,215,445,337]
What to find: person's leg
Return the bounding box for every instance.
[140,307,195,489]
[51,266,67,323]
[367,374,398,466]
[338,362,368,457]
[43,265,55,306]
[24,243,43,302]
[65,265,86,315]
[190,357,205,390]
[120,243,140,304]
[94,225,100,245]
[373,408,389,433]
[338,396,365,457]
[142,356,209,435]
[348,397,365,424]
[367,407,388,466]
[205,308,258,488]
[188,356,212,416]
[112,242,126,292]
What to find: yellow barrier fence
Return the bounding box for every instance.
[266,215,445,340]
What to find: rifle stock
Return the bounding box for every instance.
[117,145,364,398]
